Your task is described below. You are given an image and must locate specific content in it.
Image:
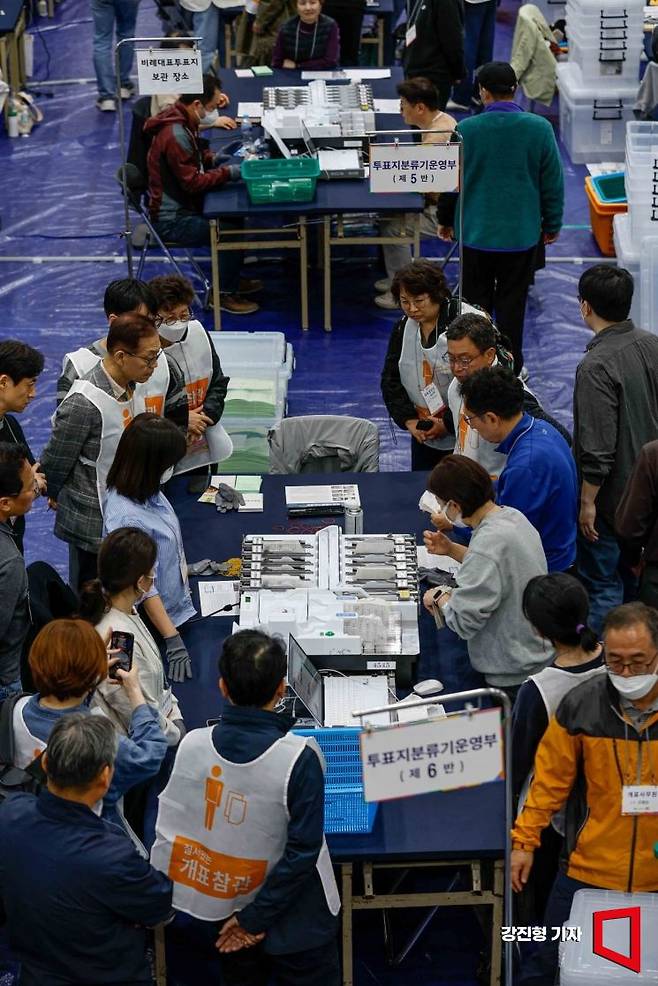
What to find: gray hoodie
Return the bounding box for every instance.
[443,506,551,687]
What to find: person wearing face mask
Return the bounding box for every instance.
[11,619,167,841]
[56,279,189,438]
[272,0,340,69]
[149,274,233,473]
[511,601,658,986]
[422,455,549,698]
[441,312,571,482]
[80,527,185,746]
[380,260,483,471]
[103,415,196,684]
[574,265,658,636]
[42,314,177,591]
[145,74,261,317]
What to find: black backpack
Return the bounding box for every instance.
[0,693,46,803]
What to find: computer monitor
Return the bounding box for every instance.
[287,635,323,726]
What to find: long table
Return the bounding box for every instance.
[171,471,505,985]
[204,67,423,331]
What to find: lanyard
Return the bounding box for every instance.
[294,18,319,64]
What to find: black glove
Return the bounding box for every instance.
[164,633,192,683]
[227,164,242,182]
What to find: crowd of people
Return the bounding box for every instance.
[0,250,657,984]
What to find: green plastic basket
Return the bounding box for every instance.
[242,157,320,204]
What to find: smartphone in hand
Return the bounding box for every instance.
[109,631,134,679]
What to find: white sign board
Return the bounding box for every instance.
[369,142,460,194]
[360,706,503,802]
[136,48,203,95]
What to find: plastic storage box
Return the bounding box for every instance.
[294,727,379,835]
[209,331,295,385]
[565,0,643,85]
[640,236,658,334]
[585,174,627,255]
[557,62,638,163]
[613,213,642,325]
[242,157,320,204]
[559,889,658,985]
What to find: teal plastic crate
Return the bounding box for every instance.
[294,727,378,835]
[242,157,320,204]
[591,172,626,204]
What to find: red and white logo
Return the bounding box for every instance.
[592,906,642,974]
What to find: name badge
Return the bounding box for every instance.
[621,784,658,815]
[421,382,443,415]
[405,23,416,46]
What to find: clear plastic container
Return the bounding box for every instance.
[613,212,642,325]
[557,62,637,163]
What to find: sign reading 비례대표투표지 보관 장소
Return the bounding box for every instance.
[136,49,203,95]
[359,705,503,802]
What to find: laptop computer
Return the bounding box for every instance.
[300,120,365,180]
[287,635,391,727]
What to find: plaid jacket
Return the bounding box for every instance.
[42,361,187,553]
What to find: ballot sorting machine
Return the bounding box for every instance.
[238,526,420,663]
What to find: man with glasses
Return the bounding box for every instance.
[441,312,570,480]
[149,274,231,473]
[0,443,38,700]
[42,314,171,589]
[511,601,658,986]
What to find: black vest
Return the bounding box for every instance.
[279,14,334,63]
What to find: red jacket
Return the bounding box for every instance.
[145,101,232,221]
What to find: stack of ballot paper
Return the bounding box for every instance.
[223,379,277,419]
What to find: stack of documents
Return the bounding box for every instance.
[285,484,361,508]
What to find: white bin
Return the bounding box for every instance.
[559,889,658,985]
[557,63,638,163]
[640,235,658,332]
[613,213,641,325]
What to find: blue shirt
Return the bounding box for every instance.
[211,707,338,954]
[103,488,196,628]
[22,696,167,831]
[495,413,578,572]
[0,789,173,986]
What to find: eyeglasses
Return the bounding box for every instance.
[606,652,658,675]
[462,412,481,425]
[160,309,192,326]
[126,348,163,368]
[442,352,476,368]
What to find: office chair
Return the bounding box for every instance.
[115,163,211,308]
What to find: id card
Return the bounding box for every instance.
[421,382,443,415]
[621,784,658,814]
[405,23,416,46]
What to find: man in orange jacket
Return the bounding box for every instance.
[511,601,658,984]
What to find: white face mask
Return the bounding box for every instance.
[446,501,468,529]
[159,319,188,342]
[160,466,175,485]
[203,107,219,124]
[607,667,658,701]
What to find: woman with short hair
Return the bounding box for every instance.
[422,454,549,697]
[13,619,167,836]
[81,527,185,747]
[103,413,195,684]
[272,0,340,69]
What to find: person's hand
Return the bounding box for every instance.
[114,659,146,709]
[422,586,451,614]
[420,419,447,441]
[282,58,296,68]
[437,225,454,242]
[187,409,212,438]
[47,497,57,511]
[423,529,456,557]
[543,231,559,245]
[32,461,47,495]
[405,419,424,442]
[430,510,453,532]
[216,916,265,953]
[164,633,193,682]
[579,501,598,542]
[214,115,238,130]
[511,849,534,893]
[217,92,230,108]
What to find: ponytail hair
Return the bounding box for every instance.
[78,528,157,627]
[523,573,599,652]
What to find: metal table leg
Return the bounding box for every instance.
[299,215,309,330]
[341,863,354,986]
[210,219,222,331]
[323,215,332,332]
